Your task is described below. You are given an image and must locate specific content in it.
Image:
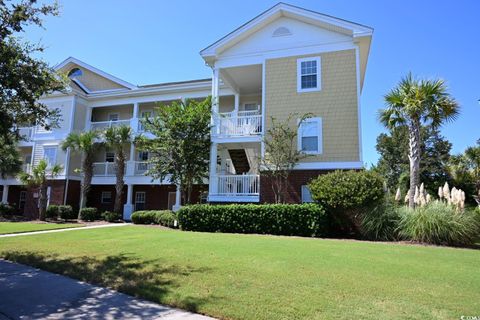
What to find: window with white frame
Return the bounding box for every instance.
[19,191,27,209]
[108,113,119,121]
[301,185,313,203]
[101,191,112,204]
[138,151,149,161]
[135,192,146,211]
[298,117,322,154]
[105,151,115,163]
[43,146,57,167]
[297,57,321,92]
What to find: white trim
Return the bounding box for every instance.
[54,57,137,90]
[297,57,321,93]
[294,161,363,170]
[297,117,322,155]
[355,46,364,166]
[208,195,260,203]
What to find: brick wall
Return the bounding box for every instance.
[260,170,330,203]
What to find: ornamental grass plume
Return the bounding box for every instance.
[443,182,451,204]
[438,186,443,200]
[395,187,401,202]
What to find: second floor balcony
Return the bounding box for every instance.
[212,109,263,138]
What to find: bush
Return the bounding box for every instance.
[397,202,480,246]
[46,205,59,219]
[102,211,121,222]
[0,203,15,216]
[47,205,75,220]
[79,207,100,221]
[177,204,328,237]
[131,210,177,228]
[58,205,75,220]
[309,170,385,236]
[360,197,400,241]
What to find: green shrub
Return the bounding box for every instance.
[0,203,15,216]
[102,211,121,222]
[79,207,100,221]
[177,204,328,237]
[58,205,75,220]
[397,202,480,246]
[309,170,385,236]
[46,205,59,219]
[131,210,177,228]
[360,197,400,241]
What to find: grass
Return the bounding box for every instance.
[0,226,479,320]
[0,222,83,235]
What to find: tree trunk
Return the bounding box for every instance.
[38,184,48,221]
[114,150,125,214]
[408,121,421,208]
[79,156,93,218]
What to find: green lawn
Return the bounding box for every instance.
[0,226,478,320]
[0,222,83,235]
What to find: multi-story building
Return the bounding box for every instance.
[0,3,373,220]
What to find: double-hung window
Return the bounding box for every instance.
[135,192,146,211]
[297,57,321,92]
[101,191,112,204]
[105,151,115,163]
[43,146,57,167]
[298,117,322,154]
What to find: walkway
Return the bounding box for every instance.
[0,223,129,238]
[0,259,214,319]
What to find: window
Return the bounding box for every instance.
[138,151,149,161]
[43,146,57,167]
[243,103,258,112]
[105,152,115,163]
[101,191,112,204]
[298,117,322,154]
[19,191,27,209]
[135,192,146,211]
[297,57,321,92]
[301,185,313,203]
[67,68,83,79]
[108,113,119,121]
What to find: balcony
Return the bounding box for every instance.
[209,174,260,202]
[92,161,152,177]
[89,119,132,131]
[213,110,263,138]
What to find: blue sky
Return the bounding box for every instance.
[24,0,480,165]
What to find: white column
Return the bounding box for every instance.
[172,184,181,212]
[2,185,9,204]
[234,93,240,116]
[133,102,139,119]
[86,106,93,130]
[212,68,220,113]
[123,184,134,221]
[208,142,218,198]
[132,102,139,132]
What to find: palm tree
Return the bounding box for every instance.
[19,159,62,221]
[103,125,133,213]
[379,74,459,208]
[62,131,101,216]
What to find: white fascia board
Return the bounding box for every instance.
[54,57,137,90]
[293,161,364,170]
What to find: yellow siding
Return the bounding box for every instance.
[58,64,126,91]
[73,100,87,131]
[265,49,359,162]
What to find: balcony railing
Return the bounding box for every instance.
[89,119,131,131]
[93,162,117,176]
[215,174,259,196]
[22,163,32,174]
[93,161,152,177]
[133,161,153,175]
[18,127,34,141]
[213,113,263,137]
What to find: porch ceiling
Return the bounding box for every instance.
[221,64,262,94]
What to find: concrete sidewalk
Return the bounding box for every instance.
[0,260,214,320]
[0,223,129,238]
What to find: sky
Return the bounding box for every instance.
[22,0,480,165]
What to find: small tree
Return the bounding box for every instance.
[379,74,459,208]
[137,98,211,204]
[19,159,62,221]
[261,113,311,203]
[62,131,102,215]
[104,126,133,214]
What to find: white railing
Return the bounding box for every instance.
[216,174,260,196]
[214,114,263,137]
[133,161,153,175]
[22,163,31,174]
[93,162,116,176]
[18,127,34,141]
[90,119,131,131]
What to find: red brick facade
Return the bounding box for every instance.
[260,170,330,203]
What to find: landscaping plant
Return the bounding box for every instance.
[79,207,100,222]
[360,196,400,241]
[131,210,177,228]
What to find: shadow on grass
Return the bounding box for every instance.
[2,251,214,313]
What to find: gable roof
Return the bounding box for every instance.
[200,2,373,58]
[54,57,137,91]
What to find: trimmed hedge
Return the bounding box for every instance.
[102,211,121,222]
[0,203,15,216]
[79,207,100,221]
[46,205,75,220]
[131,210,177,228]
[177,204,328,237]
